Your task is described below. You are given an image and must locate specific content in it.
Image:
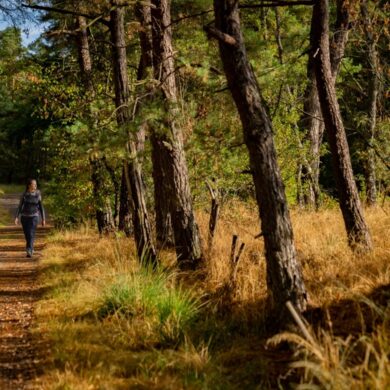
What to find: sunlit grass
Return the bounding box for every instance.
[268,298,390,389]
[0,183,24,194]
[0,184,24,226]
[33,201,390,388]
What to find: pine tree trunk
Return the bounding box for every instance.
[361,0,378,206]
[76,16,115,234]
[118,166,133,236]
[213,0,307,318]
[101,156,120,226]
[151,0,203,269]
[311,0,372,251]
[76,16,93,93]
[109,5,157,265]
[90,156,115,235]
[136,2,174,248]
[299,0,351,209]
[118,2,156,238]
[298,66,323,209]
[150,132,174,247]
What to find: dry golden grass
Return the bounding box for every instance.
[198,201,390,308]
[34,201,390,389]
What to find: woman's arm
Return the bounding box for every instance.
[14,194,25,224]
[38,192,46,226]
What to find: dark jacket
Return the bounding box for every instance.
[15,190,45,220]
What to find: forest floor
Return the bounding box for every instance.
[33,198,389,389]
[0,190,51,389]
[0,187,389,389]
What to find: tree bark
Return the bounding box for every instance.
[109,5,157,265]
[299,0,351,209]
[102,155,120,226]
[297,61,323,209]
[76,16,94,93]
[118,165,133,236]
[150,132,174,248]
[90,155,116,235]
[311,0,372,251]
[213,0,307,319]
[75,16,115,235]
[136,2,174,248]
[150,0,203,269]
[361,0,378,206]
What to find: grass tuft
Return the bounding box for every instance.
[98,268,201,345]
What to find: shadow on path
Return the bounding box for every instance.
[0,193,51,389]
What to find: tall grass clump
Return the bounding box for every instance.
[268,299,390,389]
[98,266,202,346]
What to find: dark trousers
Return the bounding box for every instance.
[21,216,39,252]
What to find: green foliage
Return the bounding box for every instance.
[1,0,389,221]
[0,27,50,182]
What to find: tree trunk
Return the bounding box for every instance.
[109,5,157,265]
[76,16,115,234]
[118,3,153,236]
[150,133,174,248]
[299,0,351,209]
[330,0,351,77]
[136,1,174,248]
[311,0,372,251]
[90,156,116,235]
[361,0,378,206]
[150,0,203,269]
[76,16,94,93]
[102,155,120,226]
[213,0,307,319]
[297,64,323,209]
[118,166,133,236]
[136,2,153,79]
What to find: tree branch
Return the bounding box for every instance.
[22,3,110,26]
[204,25,237,46]
[239,1,315,8]
[170,9,214,26]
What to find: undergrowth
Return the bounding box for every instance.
[33,202,390,389]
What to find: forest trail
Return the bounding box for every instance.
[0,193,50,389]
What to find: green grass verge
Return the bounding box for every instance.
[0,183,24,194]
[0,184,23,226]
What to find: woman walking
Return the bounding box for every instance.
[14,179,46,257]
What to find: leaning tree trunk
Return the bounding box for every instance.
[109,5,157,265]
[213,0,307,319]
[361,0,378,206]
[136,1,174,248]
[311,0,372,251]
[76,16,115,235]
[150,0,203,269]
[298,0,351,209]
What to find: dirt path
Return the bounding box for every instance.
[0,193,50,389]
